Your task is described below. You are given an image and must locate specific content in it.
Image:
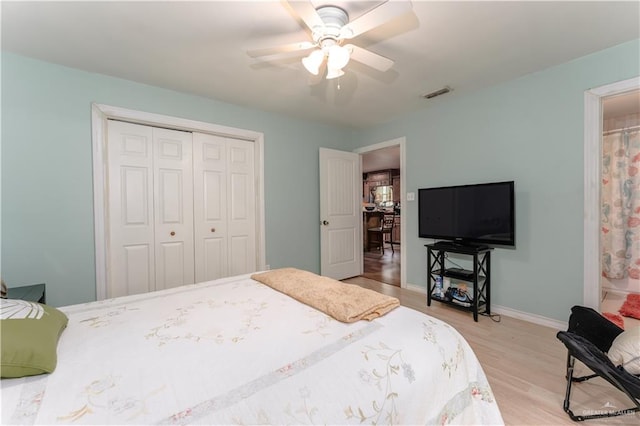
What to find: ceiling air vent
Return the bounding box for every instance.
[423,86,451,99]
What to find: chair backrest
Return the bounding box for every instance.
[568,305,623,352]
[382,214,395,231]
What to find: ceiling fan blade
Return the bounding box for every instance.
[247,41,315,58]
[285,0,325,32]
[345,44,394,72]
[340,0,413,39]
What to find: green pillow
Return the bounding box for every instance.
[1,299,68,378]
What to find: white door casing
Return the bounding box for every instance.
[319,148,362,279]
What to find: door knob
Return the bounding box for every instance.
[322,220,329,226]
[170,231,176,236]
[210,228,216,232]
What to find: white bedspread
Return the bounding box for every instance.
[1,273,503,425]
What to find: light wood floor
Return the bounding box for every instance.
[344,276,640,425]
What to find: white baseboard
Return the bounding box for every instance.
[405,282,426,294]
[404,282,566,330]
[602,287,639,296]
[491,305,566,330]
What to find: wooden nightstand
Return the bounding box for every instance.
[9,283,46,304]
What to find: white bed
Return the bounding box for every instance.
[1,273,503,425]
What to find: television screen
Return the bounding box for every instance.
[418,181,515,246]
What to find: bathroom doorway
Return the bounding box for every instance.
[600,89,640,329]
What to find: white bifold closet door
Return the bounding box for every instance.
[193,132,255,282]
[107,120,194,297]
[107,120,256,298]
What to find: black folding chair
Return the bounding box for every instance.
[556,306,640,421]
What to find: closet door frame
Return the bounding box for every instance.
[91,103,266,300]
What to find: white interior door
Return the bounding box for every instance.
[319,148,362,279]
[107,120,155,297]
[153,127,195,290]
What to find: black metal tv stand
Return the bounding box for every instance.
[426,243,493,322]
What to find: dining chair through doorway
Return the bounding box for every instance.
[367,213,395,254]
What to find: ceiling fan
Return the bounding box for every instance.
[247,1,413,80]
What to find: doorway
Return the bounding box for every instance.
[584,77,640,314]
[354,138,406,288]
[599,89,640,328]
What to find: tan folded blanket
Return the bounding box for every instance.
[251,268,400,323]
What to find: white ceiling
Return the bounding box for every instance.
[1,1,639,129]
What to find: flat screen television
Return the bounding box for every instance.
[418,181,515,247]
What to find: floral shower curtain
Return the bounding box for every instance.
[602,128,640,279]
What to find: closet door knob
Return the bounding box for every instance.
[170,231,176,236]
[211,228,216,233]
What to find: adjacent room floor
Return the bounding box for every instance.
[362,243,400,287]
[601,290,640,329]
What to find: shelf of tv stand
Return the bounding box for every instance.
[430,294,487,312]
[441,268,484,281]
[426,243,493,322]
[430,241,490,254]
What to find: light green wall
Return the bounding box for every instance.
[352,39,640,321]
[1,52,352,306]
[3,39,639,321]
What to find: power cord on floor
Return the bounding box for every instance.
[481,312,502,322]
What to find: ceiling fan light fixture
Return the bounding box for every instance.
[302,49,324,75]
[326,67,345,80]
[327,44,350,70]
[248,1,409,80]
